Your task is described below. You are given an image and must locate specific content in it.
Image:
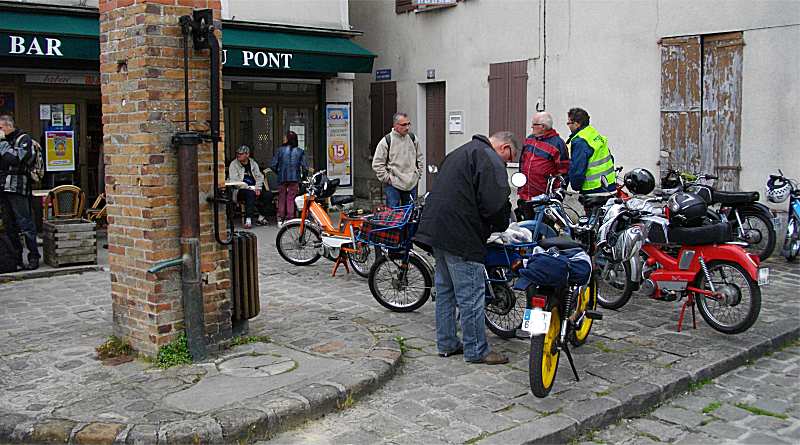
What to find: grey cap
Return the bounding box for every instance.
[236,145,250,154]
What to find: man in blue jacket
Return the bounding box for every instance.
[566,107,616,195]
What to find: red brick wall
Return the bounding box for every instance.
[99,0,230,355]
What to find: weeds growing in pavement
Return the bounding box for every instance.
[702,401,722,414]
[734,402,788,419]
[394,335,408,354]
[156,333,192,369]
[688,377,711,392]
[228,335,271,348]
[95,336,133,360]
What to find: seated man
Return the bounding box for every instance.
[228,145,267,228]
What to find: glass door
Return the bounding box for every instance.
[281,107,314,168]
[34,102,81,189]
[237,105,275,171]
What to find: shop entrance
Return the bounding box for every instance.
[223,80,320,174]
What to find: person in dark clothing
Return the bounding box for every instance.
[415,132,520,365]
[271,131,308,226]
[0,113,39,270]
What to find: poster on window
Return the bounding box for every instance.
[45,131,75,172]
[325,103,352,187]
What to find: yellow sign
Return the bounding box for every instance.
[45,130,75,172]
[63,103,76,115]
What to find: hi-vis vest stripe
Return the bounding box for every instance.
[573,125,615,191]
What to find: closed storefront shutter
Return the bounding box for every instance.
[489,60,527,141]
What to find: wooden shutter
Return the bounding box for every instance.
[396,0,414,13]
[425,82,446,189]
[489,61,528,140]
[660,36,702,179]
[702,32,744,191]
[370,81,397,155]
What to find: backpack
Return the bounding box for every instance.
[15,134,44,184]
[384,132,417,157]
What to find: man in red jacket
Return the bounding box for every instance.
[517,112,569,219]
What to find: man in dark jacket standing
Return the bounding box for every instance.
[415,132,519,365]
[0,114,39,270]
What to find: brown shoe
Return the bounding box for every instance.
[467,351,508,365]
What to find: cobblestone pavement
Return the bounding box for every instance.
[260,222,799,445]
[576,342,800,445]
[0,222,798,444]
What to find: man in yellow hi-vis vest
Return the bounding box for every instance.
[565,107,616,194]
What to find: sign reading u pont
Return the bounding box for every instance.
[222,49,293,69]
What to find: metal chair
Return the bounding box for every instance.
[47,185,85,220]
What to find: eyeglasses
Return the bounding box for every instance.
[397,122,411,127]
[532,123,545,127]
[567,121,576,125]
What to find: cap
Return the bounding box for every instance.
[236,145,251,154]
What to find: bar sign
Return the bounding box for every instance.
[375,69,392,81]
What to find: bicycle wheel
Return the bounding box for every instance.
[485,282,525,339]
[275,221,321,266]
[695,261,761,334]
[348,242,377,278]
[783,217,799,261]
[734,211,776,261]
[595,254,634,310]
[368,253,432,312]
[569,277,597,346]
[529,306,561,398]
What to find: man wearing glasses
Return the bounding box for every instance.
[517,111,569,219]
[372,112,423,208]
[565,107,617,195]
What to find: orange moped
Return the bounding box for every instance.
[275,170,375,277]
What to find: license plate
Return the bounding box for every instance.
[522,309,551,336]
[758,268,769,286]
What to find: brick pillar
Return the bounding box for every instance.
[99,0,230,356]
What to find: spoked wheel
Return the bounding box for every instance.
[783,218,799,261]
[695,261,761,334]
[569,277,597,346]
[529,306,561,398]
[368,253,432,312]
[348,242,377,278]
[735,212,776,261]
[595,254,634,310]
[275,221,322,266]
[485,283,525,339]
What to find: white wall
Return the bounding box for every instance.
[351,0,799,199]
[222,0,350,30]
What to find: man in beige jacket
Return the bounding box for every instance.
[372,112,423,207]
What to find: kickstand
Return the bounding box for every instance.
[677,295,698,332]
[563,343,580,382]
[331,254,350,277]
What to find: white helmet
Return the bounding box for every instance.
[766,175,790,203]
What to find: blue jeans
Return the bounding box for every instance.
[433,248,490,362]
[1,192,39,264]
[384,185,417,208]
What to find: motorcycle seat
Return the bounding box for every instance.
[668,222,733,246]
[579,194,612,209]
[712,190,759,206]
[330,195,354,206]
[538,237,583,250]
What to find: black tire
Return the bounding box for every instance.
[275,221,322,266]
[348,243,377,278]
[485,282,525,339]
[529,306,561,398]
[733,210,776,261]
[569,276,598,347]
[695,261,761,334]
[596,255,634,310]
[368,253,432,312]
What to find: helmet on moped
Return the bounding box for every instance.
[667,192,707,227]
[766,175,791,203]
[623,168,655,195]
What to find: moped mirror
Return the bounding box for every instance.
[510,172,527,188]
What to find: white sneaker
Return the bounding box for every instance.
[244,217,252,229]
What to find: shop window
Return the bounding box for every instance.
[238,106,274,168]
[0,92,14,115]
[253,82,278,91]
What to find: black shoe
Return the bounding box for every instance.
[25,259,39,271]
[467,351,509,365]
[438,346,463,358]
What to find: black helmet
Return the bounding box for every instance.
[686,184,713,203]
[661,171,682,191]
[667,192,707,227]
[624,168,656,195]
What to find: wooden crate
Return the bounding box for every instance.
[42,219,97,267]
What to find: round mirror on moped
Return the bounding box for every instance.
[511,172,527,188]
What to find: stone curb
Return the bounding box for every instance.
[0,265,106,283]
[480,323,800,445]
[0,339,403,444]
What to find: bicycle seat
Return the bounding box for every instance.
[668,222,733,245]
[538,237,582,250]
[579,194,612,209]
[330,195,354,206]
[711,190,759,206]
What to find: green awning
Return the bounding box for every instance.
[222,27,375,73]
[0,10,99,60]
